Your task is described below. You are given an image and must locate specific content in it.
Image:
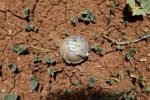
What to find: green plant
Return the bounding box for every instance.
[23,7,30,19]
[44,56,55,65]
[63,29,71,36]
[87,76,96,88]
[32,56,41,63]
[78,9,96,23]
[106,78,120,85]
[116,44,125,51]
[3,93,18,100]
[12,45,28,55]
[48,68,55,77]
[120,88,137,100]
[126,48,136,61]
[111,1,120,9]
[142,87,150,93]
[99,91,118,100]
[63,89,72,94]
[30,75,39,90]
[91,44,105,56]
[70,16,77,26]
[129,74,145,87]
[72,80,81,86]
[24,24,38,32]
[7,63,17,72]
[127,0,150,16]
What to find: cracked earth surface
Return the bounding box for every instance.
[0,0,150,100]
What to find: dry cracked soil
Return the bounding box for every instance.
[0,0,150,100]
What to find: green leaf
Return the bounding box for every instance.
[91,44,105,56]
[44,56,55,65]
[7,63,17,72]
[63,89,72,94]
[30,75,38,90]
[127,0,150,16]
[127,0,135,7]
[48,68,55,77]
[23,7,30,19]
[142,87,150,93]
[32,57,41,63]
[78,10,96,23]
[129,74,145,87]
[91,44,99,51]
[91,15,96,23]
[97,46,105,56]
[141,0,150,14]
[24,24,38,32]
[12,45,27,55]
[88,76,96,88]
[132,7,146,16]
[3,93,18,100]
[70,16,77,25]
[116,44,124,51]
[108,91,117,100]
[72,81,81,86]
[126,48,136,61]
[106,78,120,85]
[63,29,71,36]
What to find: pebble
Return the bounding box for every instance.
[147,53,150,57]
[1,89,6,93]
[139,57,147,62]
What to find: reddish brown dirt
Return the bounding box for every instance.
[0,0,150,100]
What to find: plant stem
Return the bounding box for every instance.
[100,34,150,45]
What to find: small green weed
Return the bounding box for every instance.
[12,45,28,55]
[63,29,71,36]
[78,9,96,23]
[126,48,136,61]
[72,80,81,86]
[91,44,105,56]
[70,9,96,25]
[130,74,146,87]
[30,75,39,90]
[48,68,55,77]
[87,76,96,88]
[3,93,18,100]
[63,89,72,95]
[32,56,42,64]
[7,63,17,73]
[24,24,38,32]
[100,91,118,100]
[70,16,77,26]
[44,56,56,65]
[142,87,150,93]
[116,44,125,51]
[106,78,120,85]
[119,88,137,100]
[23,7,30,19]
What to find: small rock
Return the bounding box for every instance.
[147,53,150,57]
[1,89,6,93]
[41,88,49,97]
[139,57,147,62]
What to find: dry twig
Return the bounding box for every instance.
[30,45,51,52]
[100,34,150,45]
